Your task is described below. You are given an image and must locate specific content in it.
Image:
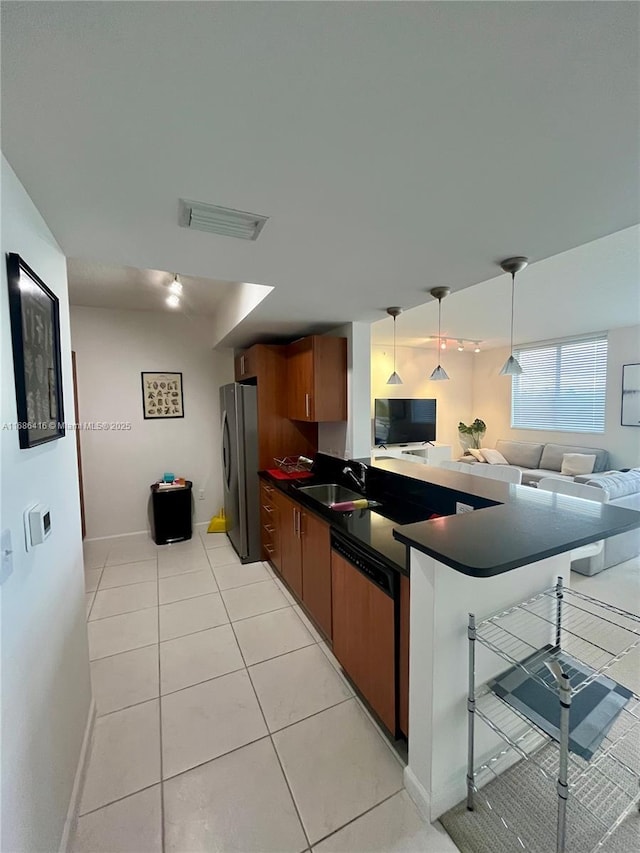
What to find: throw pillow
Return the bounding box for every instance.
[561,453,597,476]
[480,448,509,465]
[468,448,485,462]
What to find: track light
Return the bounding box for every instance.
[166,294,180,308]
[474,342,481,353]
[457,340,464,352]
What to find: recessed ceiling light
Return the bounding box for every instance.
[169,274,183,295]
[166,294,180,309]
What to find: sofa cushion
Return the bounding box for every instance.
[539,443,609,473]
[584,469,640,501]
[480,448,509,465]
[561,453,596,476]
[521,469,574,485]
[495,440,544,469]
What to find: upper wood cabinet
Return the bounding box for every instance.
[234,346,259,382]
[286,336,347,422]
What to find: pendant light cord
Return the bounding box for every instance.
[393,314,397,373]
[510,272,515,355]
[438,298,442,353]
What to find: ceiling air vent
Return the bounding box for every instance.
[178,199,268,241]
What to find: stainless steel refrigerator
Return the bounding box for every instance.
[220,383,260,563]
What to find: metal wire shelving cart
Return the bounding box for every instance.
[466,578,640,853]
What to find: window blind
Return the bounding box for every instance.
[511,335,608,433]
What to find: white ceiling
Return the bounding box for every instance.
[2,2,639,347]
[371,225,640,351]
[66,259,236,318]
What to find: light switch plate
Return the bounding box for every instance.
[1,528,13,584]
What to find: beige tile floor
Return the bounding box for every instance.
[78,531,638,853]
[77,526,459,853]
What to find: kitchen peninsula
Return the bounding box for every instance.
[261,454,640,826]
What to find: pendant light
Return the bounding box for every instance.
[169,274,183,295]
[386,307,403,385]
[498,257,528,376]
[429,287,451,380]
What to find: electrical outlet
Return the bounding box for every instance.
[456,502,474,514]
[198,489,205,501]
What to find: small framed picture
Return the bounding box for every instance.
[621,363,640,427]
[6,253,66,448]
[141,372,184,419]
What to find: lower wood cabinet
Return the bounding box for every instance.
[331,549,396,734]
[399,574,410,737]
[300,509,332,639]
[273,491,303,600]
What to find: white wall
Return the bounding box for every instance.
[318,322,372,459]
[70,306,234,539]
[472,325,640,469]
[371,344,475,454]
[0,156,91,851]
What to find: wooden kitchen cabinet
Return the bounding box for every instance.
[300,510,332,639]
[274,491,303,599]
[260,479,280,571]
[234,345,260,381]
[286,335,347,422]
[399,574,410,737]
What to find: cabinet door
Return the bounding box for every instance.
[286,338,314,421]
[331,550,396,733]
[234,347,258,382]
[260,481,280,571]
[399,574,410,737]
[275,492,302,599]
[301,511,332,639]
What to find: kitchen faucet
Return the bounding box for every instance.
[342,461,367,494]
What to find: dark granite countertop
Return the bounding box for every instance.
[365,459,640,577]
[262,457,640,580]
[260,471,411,573]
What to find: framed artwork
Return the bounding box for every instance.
[6,253,65,448]
[141,372,184,419]
[621,363,640,427]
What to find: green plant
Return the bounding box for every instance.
[458,419,487,449]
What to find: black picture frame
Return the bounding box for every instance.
[141,372,184,419]
[6,253,65,448]
[621,363,640,427]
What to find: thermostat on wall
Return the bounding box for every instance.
[24,504,52,550]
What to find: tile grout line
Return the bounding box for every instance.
[221,591,313,852]
[156,563,166,853]
[310,785,406,849]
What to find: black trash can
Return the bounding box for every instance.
[150,480,193,545]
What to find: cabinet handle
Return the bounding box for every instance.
[304,393,310,418]
[264,485,274,494]
[262,504,274,514]
[264,524,275,534]
[265,544,275,555]
[292,508,297,536]
[241,355,245,375]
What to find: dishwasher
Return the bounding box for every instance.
[330,530,399,736]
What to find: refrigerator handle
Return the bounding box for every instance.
[221,409,231,492]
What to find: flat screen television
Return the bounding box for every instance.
[374,398,437,445]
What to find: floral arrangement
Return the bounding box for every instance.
[458,419,487,450]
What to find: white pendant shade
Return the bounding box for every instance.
[387,371,403,385]
[429,364,450,381]
[499,354,523,376]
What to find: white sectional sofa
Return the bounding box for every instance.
[461,439,610,485]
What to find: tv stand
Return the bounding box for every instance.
[371,442,451,466]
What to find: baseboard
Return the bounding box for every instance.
[59,697,96,853]
[404,765,431,822]
[84,530,148,542]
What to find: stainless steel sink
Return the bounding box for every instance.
[296,483,378,508]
